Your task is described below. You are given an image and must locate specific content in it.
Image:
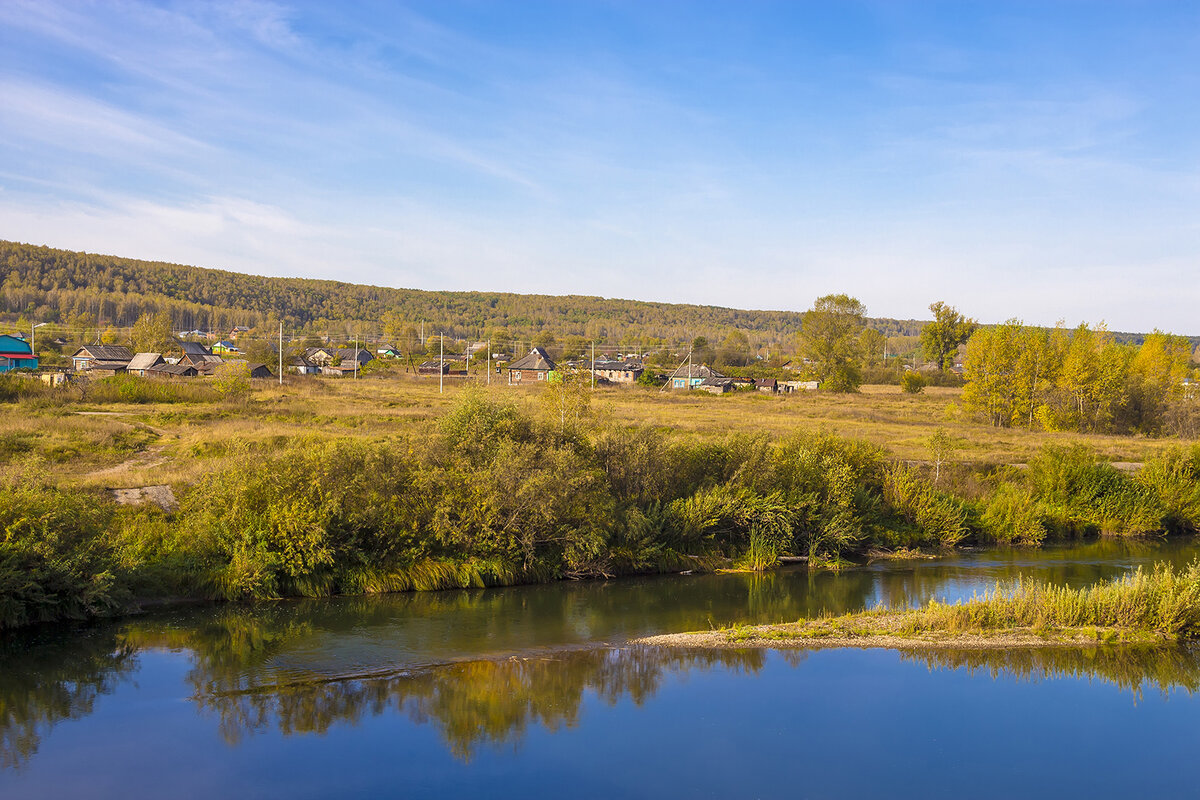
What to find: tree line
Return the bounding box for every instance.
[0,241,926,353]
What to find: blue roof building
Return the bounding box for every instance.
[0,334,38,372]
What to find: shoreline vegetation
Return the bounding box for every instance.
[637,562,1200,651]
[3,375,1200,630]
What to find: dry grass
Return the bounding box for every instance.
[5,371,1183,490]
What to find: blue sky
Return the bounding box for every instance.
[1,1,1198,332]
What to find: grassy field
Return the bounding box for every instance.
[7,371,1181,492]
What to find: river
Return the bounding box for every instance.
[3,538,1200,798]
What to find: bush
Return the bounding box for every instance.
[979,483,1047,546]
[900,371,927,394]
[882,466,968,547]
[0,478,126,628]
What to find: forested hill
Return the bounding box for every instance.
[0,241,923,345]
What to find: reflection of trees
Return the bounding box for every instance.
[0,627,137,769]
[902,645,1200,700]
[196,646,765,758]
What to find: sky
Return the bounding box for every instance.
[1,0,1198,333]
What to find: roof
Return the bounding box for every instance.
[128,353,164,370]
[508,347,557,372]
[700,377,733,386]
[246,362,272,375]
[180,342,212,356]
[667,363,724,380]
[90,360,131,371]
[593,360,643,371]
[73,345,133,361]
[148,363,197,376]
[336,348,372,361]
[0,335,33,355]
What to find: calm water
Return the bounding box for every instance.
[4,539,1200,798]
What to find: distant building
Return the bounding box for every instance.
[507,347,557,384]
[668,363,724,389]
[697,377,734,394]
[246,363,274,379]
[228,326,250,340]
[147,363,198,379]
[179,342,224,368]
[0,334,37,372]
[127,353,166,376]
[71,344,133,373]
[591,360,644,384]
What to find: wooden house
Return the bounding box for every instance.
[507,347,557,384]
[71,344,133,373]
[179,342,223,368]
[246,363,274,379]
[127,353,166,376]
[147,363,198,379]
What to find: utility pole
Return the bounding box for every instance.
[278,322,283,385]
[487,339,491,386]
[354,333,359,380]
[439,333,444,394]
[32,322,47,367]
[688,349,692,387]
[591,341,595,390]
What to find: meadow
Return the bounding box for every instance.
[5,371,1181,492]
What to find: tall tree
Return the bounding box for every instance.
[130,311,173,353]
[798,294,866,392]
[920,302,978,370]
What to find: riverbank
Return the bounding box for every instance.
[636,561,1200,652]
[3,383,1200,629]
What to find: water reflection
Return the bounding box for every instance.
[0,628,137,769]
[902,645,1200,701]
[196,647,774,758]
[4,538,1200,770]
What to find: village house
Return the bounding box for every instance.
[304,346,337,365]
[0,334,38,372]
[228,326,250,340]
[287,355,320,375]
[668,362,724,389]
[127,353,166,376]
[376,344,400,358]
[211,340,238,355]
[147,363,198,379]
[178,342,224,368]
[507,347,557,384]
[697,377,734,394]
[71,344,133,373]
[755,378,778,393]
[591,359,644,384]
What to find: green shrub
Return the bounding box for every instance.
[979,483,1047,546]
[882,466,968,547]
[0,479,126,628]
[900,371,927,394]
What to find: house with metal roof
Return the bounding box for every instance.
[0,334,37,373]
